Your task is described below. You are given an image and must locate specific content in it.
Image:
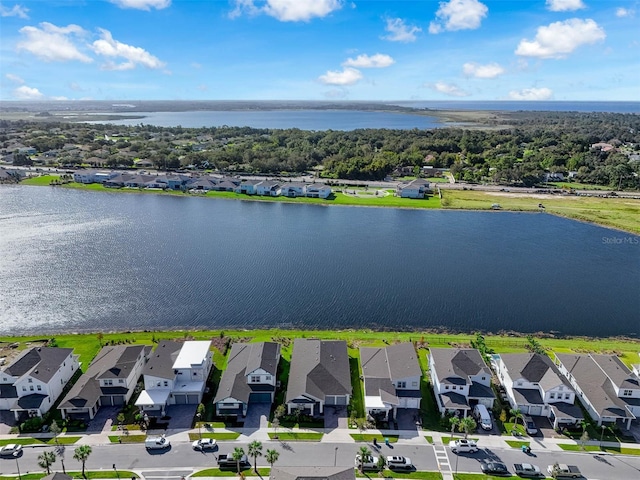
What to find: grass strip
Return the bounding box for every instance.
[187,432,241,441]
[356,472,442,479]
[442,437,479,445]
[192,468,270,477]
[267,432,323,441]
[558,444,640,455]
[108,435,146,443]
[0,437,80,446]
[505,440,530,449]
[0,472,138,480]
[350,434,398,443]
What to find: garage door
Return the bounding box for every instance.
[187,394,199,404]
[174,394,187,405]
[249,393,272,404]
[400,398,420,409]
[100,396,113,406]
[529,405,543,416]
[113,396,125,406]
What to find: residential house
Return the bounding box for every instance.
[543,172,565,182]
[103,173,134,188]
[256,180,280,196]
[285,339,352,416]
[360,342,422,421]
[72,169,117,184]
[213,178,240,191]
[213,342,281,417]
[269,467,355,480]
[135,341,213,416]
[305,184,332,199]
[237,179,261,195]
[429,348,495,417]
[187,178,218,191]
[58,345,149,420]
[494,353,582,429]
[280,183,306,197]
[555,353,640,429]
[0,347,79,421]
[396,179,430,198]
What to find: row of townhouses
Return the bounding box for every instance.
[2,342,638,430]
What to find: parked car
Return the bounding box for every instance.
[0,444,23,457]
[547,464,582,478]
[386,455,413,471]
[473,404,493,431]
[354,454,380,471]
[514,463,542,477]
[451,439,479,453]
[192,438,217,451]
[217,453,249,469]
[524,415,538,436]
[481,462,509,476]
[145,435,170,450]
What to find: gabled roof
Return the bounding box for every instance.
[286,339,351,403]
[591,354,640,390]
[143,341,182,379]
[269,466,355,480]
[2,347,74,383]
[245,342,280,376]
[500,353,570,391]
[361,343,421,403]
[430,348,491,385]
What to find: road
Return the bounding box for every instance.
[3,440,640,479]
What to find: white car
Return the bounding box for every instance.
[354,454,380,471]
[451,439,479,453]
[386,455,413,470]
[0,444,23,457]
[192,438,217,451]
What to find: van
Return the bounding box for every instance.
[473,404,493,431]
[145,435,170,450]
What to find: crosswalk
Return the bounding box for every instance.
[433,444,454,480]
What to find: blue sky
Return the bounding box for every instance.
[0,0,638,101]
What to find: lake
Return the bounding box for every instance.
[0,186,638,337]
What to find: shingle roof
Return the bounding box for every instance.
[2,347,74,384]
[143,341,182,379]
[286,339,351,403]
[269,466,355,480]
[430,348,491,384]
[591,354,640,390]
[500,353,569,391]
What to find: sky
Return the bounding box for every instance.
[0,0,638,102]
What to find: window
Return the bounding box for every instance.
[445,385,450,390]
[623,390,633,396]
[266,375,272,381]
[251,376,260,383]
[156,381,162,387]
[565,393,570,400]
[28,378,32,383]
[29,386,34,391]
[481,376,486,381]
[397,381,406,388]
[37,385,42,391]
[22,386,26,391]
[104,379,113,386]
[163,381,168,387]
[118,379,124,384]
[549,393,555,399]
[452,386,456,390]
[412,381,418,387]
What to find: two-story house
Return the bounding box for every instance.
[494,353,583,429]
[256,180,280,196]
[58,345,149,420]
[396,179,430,198]
[285,339,352,416]
[0,347,79,421]
[135,341,213,417]
[213,342,281,418]
[429,348,495,417]
[555,353,639,429]
[360,342,422,421]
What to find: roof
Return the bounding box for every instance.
[439,391,469,410]
[590,354,640,390]
[269,466,355,480]
[214,342,280,405]
[172,341,211,369]
[143,341,182,379]
[14,393,48,410]
[550,402,584,421]
[499,353,570,391]
[513,388,544,405]
[556,353,636,420]
[286,339,352,403]
[2,347,74,383]
[430,348,491,385]
[361,343,421,381]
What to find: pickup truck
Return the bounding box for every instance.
[547,464,582,478]
[217,454,249,469]
[513,463,542,477]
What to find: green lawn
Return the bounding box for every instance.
[505,440,530,449]
[192,468,270,477]
[548,182,610,190]
[0,437,80,446]
[0,472,138,480]
[350,434,398,443]
[188,432,241,441]
[357,472,442,479]
[267,432,323,441]
[558,444,640,455]
[442,437,479,445]
[20,174,61,186]
[453,475,535,480]
[108,434,146,443]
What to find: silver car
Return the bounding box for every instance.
[0,444,23,457]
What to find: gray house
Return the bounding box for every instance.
[285,339,352,416]
[360,342,422,421]
[269,467,355,480]
[213,342,281,418]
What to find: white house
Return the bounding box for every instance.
[429,348,495,417]
[135,341,213,416]
[494,353,582,429]
[237,179,261,195]
[360,342,422,421]
[305,184,331,199]
[213,342,281,418]
[555,353,639,429]
[72,169,117,184]
[256,180,280,196]
[0,347,79,421]
[280,183,306,198]
[59,345,149,420]
[396,179,430,198]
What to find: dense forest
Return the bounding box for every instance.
[1,110,639,189]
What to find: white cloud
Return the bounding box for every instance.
[343,53,394,68]
[382,17,421,43]
[462,62,504,78]
[92,29,165,70]
[428,81,470,97]
[508,87,553,100]
[13,85,43,99]
[109,0,171,10]
[5,73,24,84]
[429,0,488,34]
[318,67,362,85]
[0,2,28,18]
[546,0,585,12]
[50,96,69,100]
[515,18,605,59]
[616,7,634,17]
[231,0,342,22]
[17,22,92,63]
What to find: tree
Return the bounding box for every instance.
[580,430,590,450]
[73,445,92,477]
[50,420,61,445]
[247,440,263,473]
[116,413,125,429]
[357,445,372,472]
[271,417,280,438]
[449,416,461,439]
[509,408,524,430]
[459,416,477,438]
[550,461,561,479]
[232,447,246,474]
[265,448,279,468]
[38,451,56,474]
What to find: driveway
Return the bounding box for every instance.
[395,408,421,431]
[324,406,347,431]
[87,406,119,433]
[243,403,271,431]
[164,405,197,431]
[0,411,16,434]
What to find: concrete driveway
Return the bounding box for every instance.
[395,408,421,431]
[243,403,271,431]
[87,406,119,433]
[0,411,16,434]
[324,406,347,431]
[164,405,197,431]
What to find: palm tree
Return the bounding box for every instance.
[247,440,263,473]
[357,445,371,472]
[38,451,56,475]
[73,445,92,477]
[265,449,279,469]
[231,447,246,474]
[449,416,460,439]
[459,416,477,438]
[509,408,524,432]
